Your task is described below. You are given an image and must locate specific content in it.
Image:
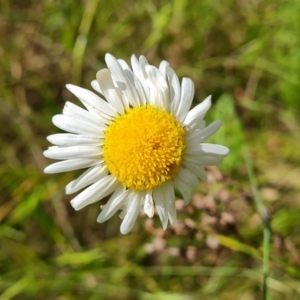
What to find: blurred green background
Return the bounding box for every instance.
[1,0,300,299]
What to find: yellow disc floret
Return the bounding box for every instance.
[103,105,186,190]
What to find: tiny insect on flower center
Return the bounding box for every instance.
[103,105,186,190]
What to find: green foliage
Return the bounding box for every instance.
[1,0,300,299]
[272,209,300,236]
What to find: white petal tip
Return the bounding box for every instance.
[96,209,108,224]
[51,115,60,125]
[105,53,115,63]
[65,186,72,195]
[222,147,230,156]
[43,166,51,174]
[65,84,73,91]
[145,210,154,218]
[144,193,155,218]
[205,95,212,102]
[169,218,177,226]
[70,200,81,211]
[96,215,104,223]
[43,165,57,174]
[43,150,53,159]
[65,84,80,95]
[162,223,168,231]
[120,227,130,235]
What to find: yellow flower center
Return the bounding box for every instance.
[103,105,186,190]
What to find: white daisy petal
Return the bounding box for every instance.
[120,191,144,234]
[52,115,105,136]
[137,56,151,99]
[184,164,207,182]
[144,65,164,108]
[66,84,118,118]
[131,54,142,79]
[119,208,126,220]
[116,60,146,107]
[130,55,150,103]
[71,175,118,211]
[144,191,155,218]
[91,79,103,95]
[138,55,150,74]
[163,181,177,224]
[133,76,147,106]
[192,120,207,131]
[174,168,199,205]
[186,120,222,145]
[44,158,99,174]
[63,101,105,128]
[176,78,195,123]
[184,154,224,166]
[177,168,199,190]
[153,185,168,230]
[167,67,181,114]
[145,65,169,110]
[105,53,140,107]
[184,143,229,157]
[184,95,211,127]
[173,177,192,204]
[47,134,102,147]
[97,185,128,223]
[158,60,169,78]
[43,146,101,160]
[117,59,131,71]
[201,143,230,156]
[66,165,108,194]
[96,69,125,114]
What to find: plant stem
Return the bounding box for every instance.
[244,151,271,300]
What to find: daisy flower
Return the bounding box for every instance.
[44,54,229,234]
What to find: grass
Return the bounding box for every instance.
[1,0,300,299]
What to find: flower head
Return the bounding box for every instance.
[44,54,229,234]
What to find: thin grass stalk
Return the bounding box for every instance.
[72,0,100,84]
[244,151,271,300]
